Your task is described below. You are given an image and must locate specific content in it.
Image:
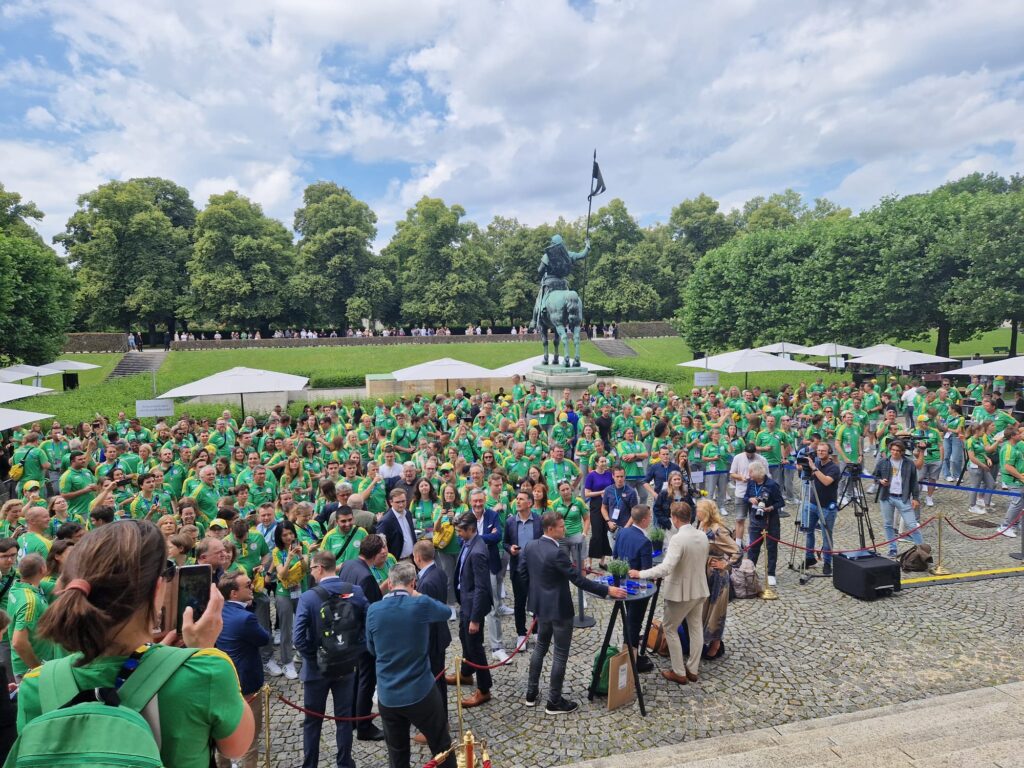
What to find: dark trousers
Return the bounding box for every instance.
[510,565,529,637]
[458,615,491,692]
[353,650,377,735]
[379,686,455,768]
[625,597,650,649]
[527,617,573,703]
[302,674,356,768]
[748,512,781,576]
[429,648,447,715]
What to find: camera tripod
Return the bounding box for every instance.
[787,470,834,584]
[838,463,878,553]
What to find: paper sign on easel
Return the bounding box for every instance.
[607,649,636,710]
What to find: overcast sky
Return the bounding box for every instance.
[2,0,1022,248]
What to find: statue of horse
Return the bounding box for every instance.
[539,289,582,367]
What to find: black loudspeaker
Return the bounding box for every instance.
[833,554,901,600]
[62,372,80,391]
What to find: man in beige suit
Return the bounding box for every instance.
[630,501,710,684]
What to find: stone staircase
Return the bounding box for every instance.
[558,682,1024,768]
[106,349,167,379]
[591,338,637,358]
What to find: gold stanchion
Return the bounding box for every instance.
[930,508,950,575]
[758,534,778,600]
[262,684,272,768]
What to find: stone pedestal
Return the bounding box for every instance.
[526,364,598,397]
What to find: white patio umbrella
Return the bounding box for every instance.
[680,349,820,388]
[490,355,612,377]
[45,360,101,372]
[0,382,53,404]
[847,344,954,370]
[802,343,865,357]
[942,356,1024,377]
[0,364,64,385]
[754,342,810,356]
[0,407,55,431]
[392,357,497,394]
[158,367,309,416]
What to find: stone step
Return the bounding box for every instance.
[106,349,167,379]
[591,338,637,358]
[557,682,1024,768]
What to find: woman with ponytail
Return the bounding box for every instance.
[15,520,254,767]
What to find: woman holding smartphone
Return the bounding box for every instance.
[14,520,253,768]
[271,520,308,680]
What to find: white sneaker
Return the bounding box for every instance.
[283,662,298,680]
[1001,527,1018,538]
[925,497,935,507]
[721,509,730,516]
[866,484,877,494]
[491,648,510,663]
[969,505,985,515]
[273,630,281,645]
[266,659,283,677]
[767,576,777,587]
[449,607,458,622]
[945,476,955,482]
[515,635,527,649]
[497,605,514,616]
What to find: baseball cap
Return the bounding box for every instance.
[209,519,228,530]
[23,480,40,491]
[439,462,454,472]
[916,415,929,422]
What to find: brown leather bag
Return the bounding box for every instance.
[646,618,670,657]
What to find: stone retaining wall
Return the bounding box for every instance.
[616,321,677,338]
[62,333,129,353]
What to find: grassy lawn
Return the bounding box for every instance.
[10,328,1018,425]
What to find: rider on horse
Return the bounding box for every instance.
[531,234,589,332]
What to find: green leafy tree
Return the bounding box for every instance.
[56,178,195,335]
[484,217,554,325]
[0,185,74,364]
[293,181,377,329]
[383,197,495,326]
[187,191,295,331]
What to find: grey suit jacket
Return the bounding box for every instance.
[637,523,710,603]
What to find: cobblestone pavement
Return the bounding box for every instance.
[261,482,1024,768]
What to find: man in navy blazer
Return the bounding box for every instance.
[215,571,270,768]
[503,489,542,646]
[467,488,507,662]
[612,505,655,672]
[447,511,493,708]
[412,539,452,715]
[375,488,417,562]
[522,511,626,714]
[292,551,369,768]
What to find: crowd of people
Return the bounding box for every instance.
[0,371,1021,767]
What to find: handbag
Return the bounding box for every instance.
[645,618,670,657]
[730,558,762,599]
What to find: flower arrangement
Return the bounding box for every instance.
[607,559,630,586]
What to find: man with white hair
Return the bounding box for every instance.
[191,464,222,523]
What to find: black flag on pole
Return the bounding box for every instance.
[589,150,606,200]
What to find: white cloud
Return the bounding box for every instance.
[0,0,1022,248]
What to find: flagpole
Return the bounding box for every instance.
[584,149,596,332]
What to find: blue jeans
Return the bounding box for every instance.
[879,497,922,553]
[302,673,356,768]
[803,502,838,565]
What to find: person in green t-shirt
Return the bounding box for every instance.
[7,553,54,677]
[12,433,50,498]
[835,411,862,469]
[321,508,369,564]
[998,429,1024,537]
[552,481,588,542]
[59,449,100,520]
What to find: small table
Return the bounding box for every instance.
[586,577,655,716]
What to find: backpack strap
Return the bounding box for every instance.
[37,655,82,715]
[118,646,198,713]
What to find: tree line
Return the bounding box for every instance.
[0,171,1021,366]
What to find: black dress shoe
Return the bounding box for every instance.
[804,557,817,568]
[822,562,833,576]
[636,655,655,673]
[357,726,385,741]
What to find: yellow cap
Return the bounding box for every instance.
[210,518,228,529]
[916,414,928,421]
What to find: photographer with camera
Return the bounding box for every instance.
[874,440,922,557]
[799,442,841,576]
[743,464,785,587]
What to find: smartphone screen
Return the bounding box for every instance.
[176,564,212,632]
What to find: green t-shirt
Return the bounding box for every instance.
[226,530,270,576]
[17,532,52,562]
[60,467,96,519]
[1000,442,1024,489]
[541,459,580,500]
[7,581,54,675]
[616,441,646,478]
[836,424,861,462]
[552,497,587,537]
[322,526,368,563]
[189,483,221,522]
[17,646,246,767]
[755,429,783,465]
[13,446,47,488]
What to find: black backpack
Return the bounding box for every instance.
[312,584,364,678]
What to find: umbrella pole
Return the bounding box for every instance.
[240,393,246,419]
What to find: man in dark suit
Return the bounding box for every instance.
[446,512,493,708]
[612,505,655,672]
[503,489,542,647]
[375,488,416,562]
[412,540,451,719]
[338,534,387,742]
[215,572,270,768]
[467,488,507,662]
[522,511,627,714]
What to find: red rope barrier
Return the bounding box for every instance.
[765,516,937,555]
[460,617,537,671]
[944,504,1024,542]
